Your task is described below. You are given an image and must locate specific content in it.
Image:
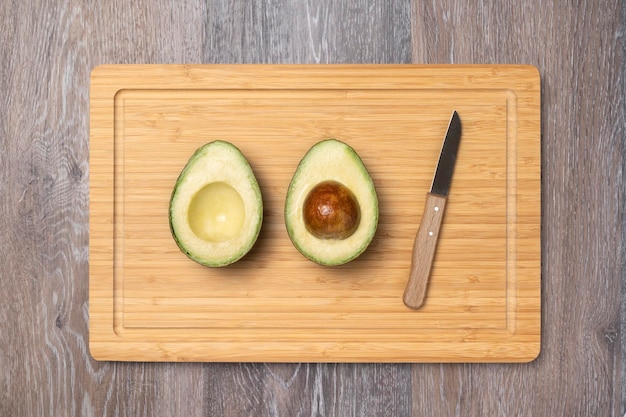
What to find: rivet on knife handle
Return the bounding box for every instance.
[403,193,447,309]
[403,111,461,310]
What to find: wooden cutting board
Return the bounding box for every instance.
[89,64,541,362]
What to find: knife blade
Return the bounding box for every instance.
[403,111,462,309]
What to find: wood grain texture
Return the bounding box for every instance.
[89,64,540,363]
[0,0,623,417]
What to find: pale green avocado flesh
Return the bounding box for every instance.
[169,141,263,267]
[284,139,379,266]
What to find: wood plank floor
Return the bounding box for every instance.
[0,0,623,415]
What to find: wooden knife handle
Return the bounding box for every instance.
[403,192,448,309]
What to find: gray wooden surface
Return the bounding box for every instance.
[0,0,623,416]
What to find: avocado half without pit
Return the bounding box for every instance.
[285,139,379,266]
[169,141,263,267]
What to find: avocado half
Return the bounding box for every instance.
[169,141,263,267]
[284,139,378,266]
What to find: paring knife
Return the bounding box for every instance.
[403,111,462,309]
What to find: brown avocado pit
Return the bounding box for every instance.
[303,180,361,240]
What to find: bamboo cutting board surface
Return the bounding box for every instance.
[89,64,541,362]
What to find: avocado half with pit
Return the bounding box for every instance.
[169,141,263,267]
[284,139,378,266]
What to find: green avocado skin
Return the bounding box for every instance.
[284,139,379,266]
[169,140,263,267]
